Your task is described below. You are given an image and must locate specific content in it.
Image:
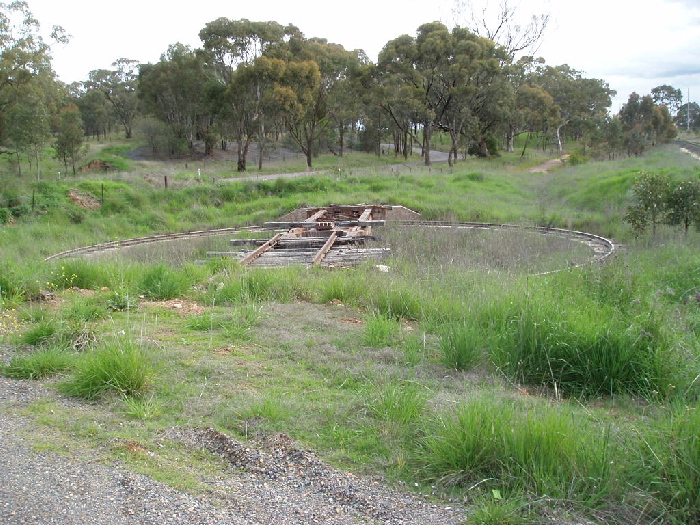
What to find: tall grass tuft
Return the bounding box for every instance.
[138,264,191,300]
[417,395,613,502]
[489,297,668,398]
[59,338,154,400]
[638,402,700,523]
[363,312,400,347]
[439,321,484,371]
[2,348,74,379]
[21,319,59,347]
[371,381,427,424]
[370,286,423,321]
[211,267,311,304]
[663,403,700,523]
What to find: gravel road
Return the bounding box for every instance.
[0,373,466,525]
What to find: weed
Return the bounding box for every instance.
[467,493,528,525]
[123,395,161,420]
[106,288,138,311]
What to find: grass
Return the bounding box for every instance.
[2,137,700,523]
[58,337,154,400]
[2,347,74,379]
[417,395,615,502]
[363,312,401,347]
[439,321,484,371]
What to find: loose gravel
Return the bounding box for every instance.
[1,372,466,524]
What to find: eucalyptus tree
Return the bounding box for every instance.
[199,18,295,170]
[374,37,427,159]
[651,84,682,114]
[446,27,513,159]
[4,85,50,178]
[619,92,676,156]
[54,103,85,175]
[235,55,288,169]
[379,22,512,164]
[530,64,614,152]
[325,50,368,157]
[138,43,214,155]
[268,35,359,168]
[503,56,557,154]
[676,102,700,131]
[378,24,449,166]
[75,87,113,141]
[510,83,559,155]
[452,0,550,57]
[0,1,67,171]
[87,59,140,139]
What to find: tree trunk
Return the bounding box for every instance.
[520,132,532,157]
[338,123,345,157]
[423,122,431,166]
[506,126,515,153]
[305,147,313,168]
[15,151,22,177]
[555,123,564,152]
[236,137,251,172]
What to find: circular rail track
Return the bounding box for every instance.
[44,222,615,275]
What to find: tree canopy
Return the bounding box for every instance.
[0,4,684,174]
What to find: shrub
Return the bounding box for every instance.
[106,289,138,312]
[59,338,154,400]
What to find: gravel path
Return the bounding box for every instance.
[0,374,466,524]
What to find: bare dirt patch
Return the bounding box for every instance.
[139,299,206,316]
[528,154,570,173]
[68,189,101,210]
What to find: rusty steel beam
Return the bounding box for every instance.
[311,231,338,266]
[240,233,282,266]
[304,209,328,222]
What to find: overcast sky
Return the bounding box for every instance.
[29,0,700,113]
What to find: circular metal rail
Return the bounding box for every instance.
[392,221,616,275]
[44,221,615,275]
